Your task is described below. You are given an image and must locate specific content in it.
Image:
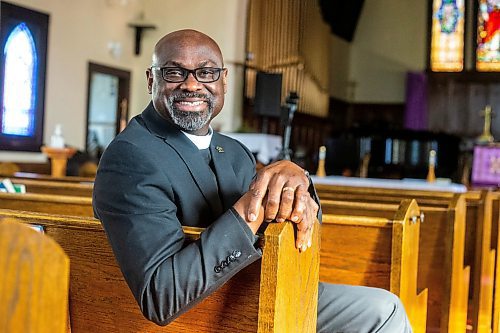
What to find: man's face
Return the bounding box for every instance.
[146,35,227,135]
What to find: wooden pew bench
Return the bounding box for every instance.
[9,178,94,197]
[10,171,94,183]
[321,199,428,333]
[0,192,93,217]
[0,218,70,333]
[321,196,468,333]
[316,184,499,333]
[0,208,320,333]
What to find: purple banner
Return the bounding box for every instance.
[404,72,428,130]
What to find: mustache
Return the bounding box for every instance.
[169,92,212,102]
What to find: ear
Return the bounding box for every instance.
[222,68,228,94]
[146,68,153,94]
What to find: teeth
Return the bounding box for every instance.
[177,101,204,106]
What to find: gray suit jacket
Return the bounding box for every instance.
[93,103,262,325]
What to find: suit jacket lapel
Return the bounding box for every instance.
[141,104,223,217]
[210,133,242,211]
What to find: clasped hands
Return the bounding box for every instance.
[233,160,319,252]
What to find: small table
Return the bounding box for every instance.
[222,133,282,164]
[41,146,77,177]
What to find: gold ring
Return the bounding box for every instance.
[282,186,295,193]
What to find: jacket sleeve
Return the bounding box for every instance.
[306,171,322,223]
[93,140,262,326]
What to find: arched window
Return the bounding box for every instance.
[2,23,38,136]
[0,2,49,151]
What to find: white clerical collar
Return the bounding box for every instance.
[181,127,213,150]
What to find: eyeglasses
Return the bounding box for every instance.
[151,66,225,83]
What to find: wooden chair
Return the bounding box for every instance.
[321,199,428,333]
[0,218,70,333]
[0,209,320,333]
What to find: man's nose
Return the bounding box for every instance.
[180,73,202,91]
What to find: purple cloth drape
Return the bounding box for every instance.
[404,72,428,130]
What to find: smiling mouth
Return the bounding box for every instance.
[177,100,206,106]
[174,99,208,111]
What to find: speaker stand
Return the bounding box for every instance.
[276,92,299,161]
[261,116,269,134]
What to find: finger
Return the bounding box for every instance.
[309,197,319,220]
[263,174,287,222]
[306,204,315,249]
[247,172,270,222]
[295,207,313,252]
[307,222,314,248]
[275,185,296,222]
[304,196,318,250]
[289,185,309,223]
[298,199,317,252]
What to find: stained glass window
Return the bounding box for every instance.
[476,0,500,71]
[1,23,37,136]
[0,1,48,151]
[430,0,465,72]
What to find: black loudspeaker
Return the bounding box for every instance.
[253,72,282,117]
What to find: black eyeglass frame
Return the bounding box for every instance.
[150,66,226,83]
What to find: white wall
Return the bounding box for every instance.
[331,0,428,104]
[329,35,352,101]
[0,0,248,162]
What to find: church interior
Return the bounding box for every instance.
[1,0,500,332]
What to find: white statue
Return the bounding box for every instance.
[50,124,65,148]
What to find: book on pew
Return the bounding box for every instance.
[0,178,26,193]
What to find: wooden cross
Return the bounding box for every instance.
[477,105,494,143]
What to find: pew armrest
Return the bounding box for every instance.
[0,218,70,333]
[258,220,320,333]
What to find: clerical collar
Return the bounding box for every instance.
[181,127,213,150]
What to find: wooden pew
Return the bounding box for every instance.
[320,196,468,333]
[10,171,94,184]
[0,218,70,333]
[493,193,500,333]
[9,178,94,197]
[0,208,320,333]
[316,184,499,333]
[0,192,93,217]
[321,199,428,333]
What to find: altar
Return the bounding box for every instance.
[472,144,500,187]
[310,175,467,193]
[222,133,282,164]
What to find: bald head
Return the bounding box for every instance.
[152,29,224,68]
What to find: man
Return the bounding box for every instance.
[93,29,412,332]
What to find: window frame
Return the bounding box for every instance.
[0,1,49,151]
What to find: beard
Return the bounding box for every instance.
[165,92,214,131]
